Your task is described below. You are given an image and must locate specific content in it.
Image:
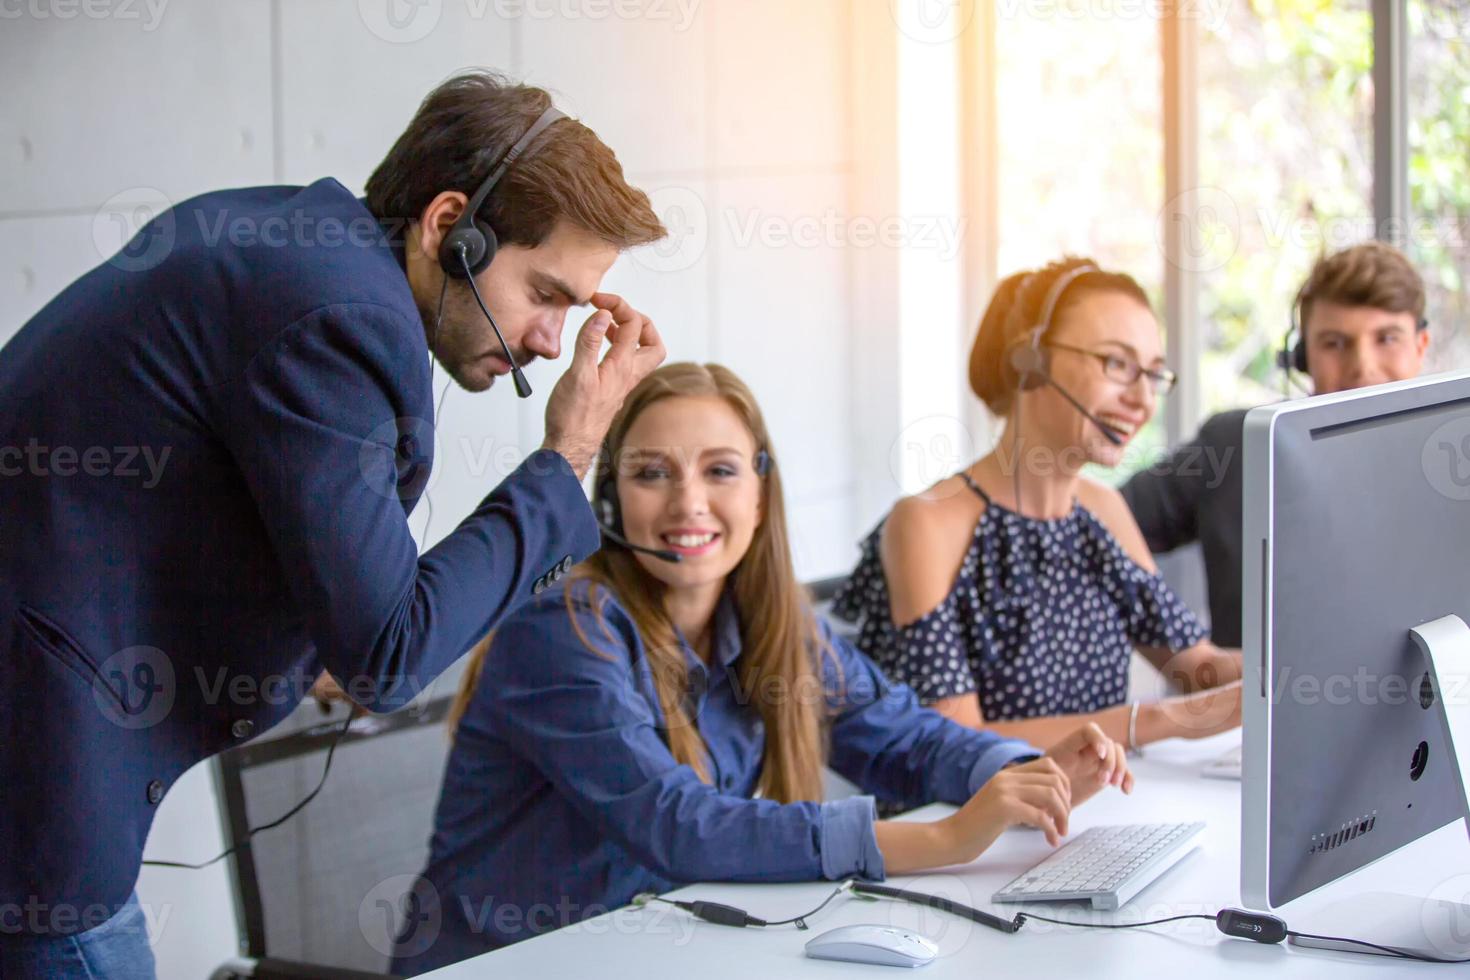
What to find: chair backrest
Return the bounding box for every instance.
[807,574,860,643]
[805,574,849,605]
[216,694,456,976]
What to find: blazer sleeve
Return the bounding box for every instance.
[219,303,601,710]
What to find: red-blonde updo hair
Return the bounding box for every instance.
[968,256,1153,416]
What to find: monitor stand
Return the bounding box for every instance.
[1289,614,1470,962]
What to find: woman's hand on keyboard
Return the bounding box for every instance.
[1045,722,1134,807]
[942,756,1075,855]
[886,725,1130,868]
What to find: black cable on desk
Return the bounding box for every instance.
[633,883,850,930]
[1018,911,1215,931]
[639,881,1469,963]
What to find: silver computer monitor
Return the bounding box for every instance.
[1241,370,1470,960]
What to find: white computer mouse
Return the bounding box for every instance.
[804,923,939,968]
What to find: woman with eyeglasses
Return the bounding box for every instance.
[835,257,1242,751]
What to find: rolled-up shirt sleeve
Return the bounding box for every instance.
[819,797,885,880]
[821,620,1039,810]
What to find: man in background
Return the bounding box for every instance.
[1123,241,1431,646]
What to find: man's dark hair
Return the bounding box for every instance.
[365,70,666,250]
[1299,241,1427,335]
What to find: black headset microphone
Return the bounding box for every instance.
[437,105,569,400]
[1003,263,1126,520]
[597,521,682,564]
[1008,341,1125,448]
[593,459,680,563]
[1007,263,1127,445]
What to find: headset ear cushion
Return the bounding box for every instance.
[596,475,620,533]
[1008,343,1047,391]
[754,450,771,476]
[439,220,498,280]
[475,220,499,273]
[440,226,482,280]
[1292,341,1308,375]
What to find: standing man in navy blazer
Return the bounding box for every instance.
[0,71,667,978]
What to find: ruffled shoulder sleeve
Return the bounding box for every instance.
[1074,508,1209,652]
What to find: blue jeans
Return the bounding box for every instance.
[0,891,156,980]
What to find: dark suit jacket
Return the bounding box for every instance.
[1120,409,1248,647]
[0,179,598,932]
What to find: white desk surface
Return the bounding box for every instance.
[420,733,1470,977]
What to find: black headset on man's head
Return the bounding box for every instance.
[436,105,567,400]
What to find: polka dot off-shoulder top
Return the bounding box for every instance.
[832,472,1207,720]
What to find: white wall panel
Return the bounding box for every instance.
[0,214,97,343]
[277,0,517,191]
[711,0,850,172]
[711,173,852,510]
[520,2,710,177]
[0,3,273,213]
[597,176,715,366]
[788,490,859,583]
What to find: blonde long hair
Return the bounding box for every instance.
[452,363,834,804]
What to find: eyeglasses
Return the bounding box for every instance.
[1045,342,1178,396]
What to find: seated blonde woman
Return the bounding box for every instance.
[835,258,1242,750]
[391,362,1131,974]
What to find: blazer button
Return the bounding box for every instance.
[231,719,255,740]
[146,780,165,805]
[532,578,545,595]
[559,555,573,573]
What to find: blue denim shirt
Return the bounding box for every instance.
[392,579,1038,973]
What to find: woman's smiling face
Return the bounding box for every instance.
[1031,289,1163,469]
[613,395,765,591]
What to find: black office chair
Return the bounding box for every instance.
[805,574,849,604]
[208,694,458,980]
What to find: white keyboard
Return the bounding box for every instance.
[1202,745,1242,781]
[992,822,1205,911]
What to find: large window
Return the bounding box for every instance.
[1408,1,1470,372]
[1196,0,1374,415]
[995,5,1166,474]
[976,0,1465,462]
